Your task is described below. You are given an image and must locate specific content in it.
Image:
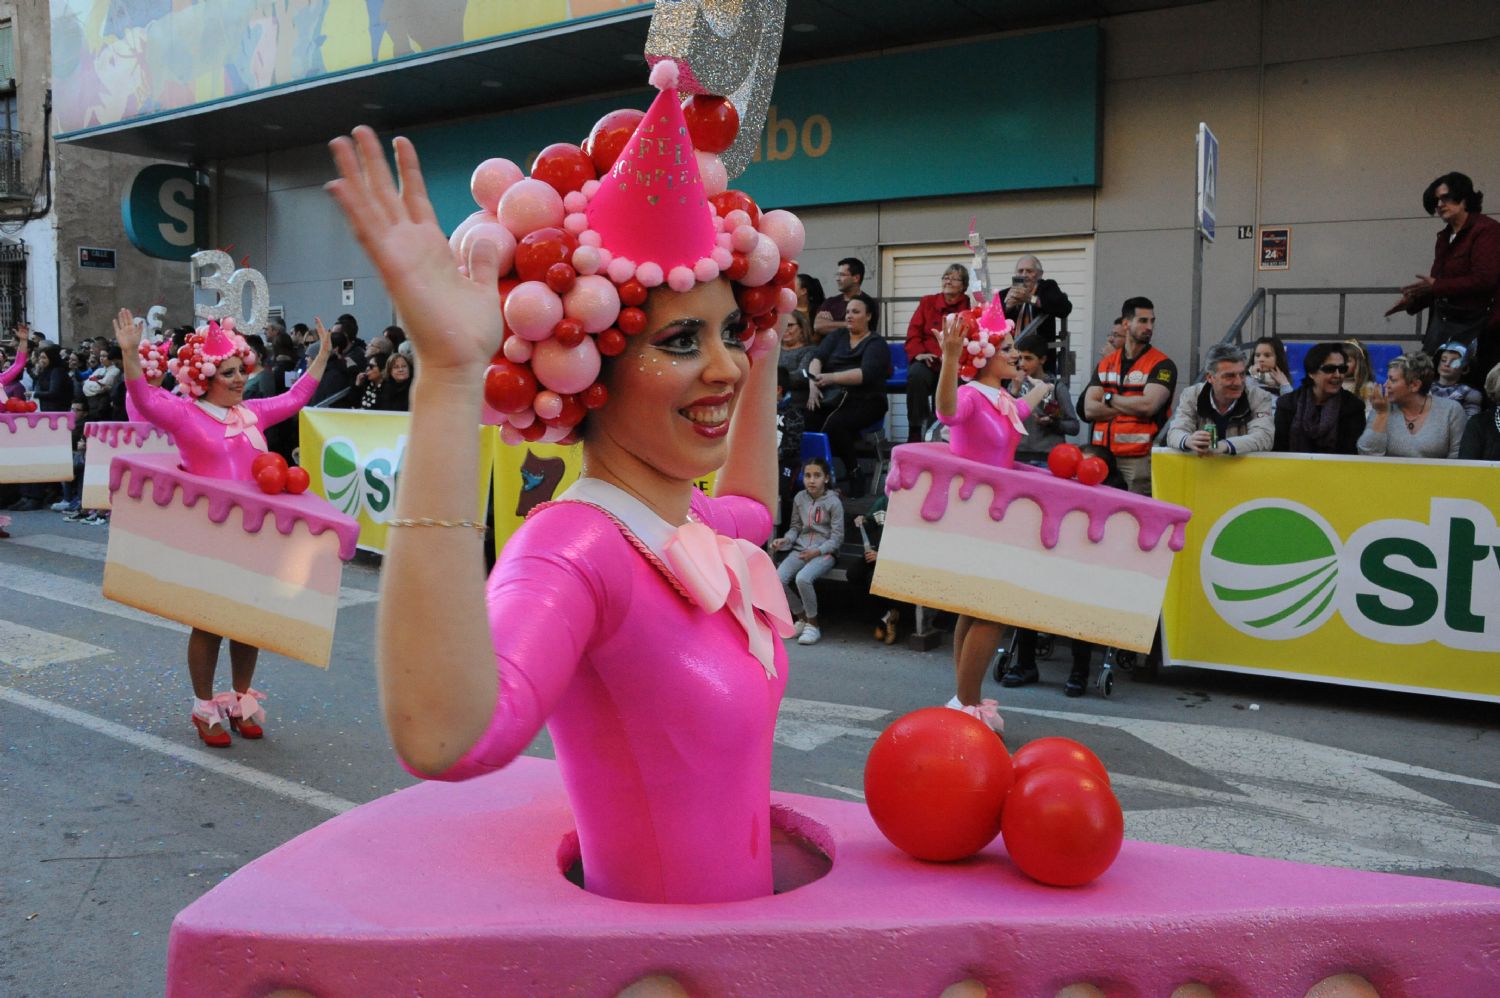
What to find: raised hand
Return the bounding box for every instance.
[113,309,141,355]
[326,127,503,377]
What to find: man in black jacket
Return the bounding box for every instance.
[1004,254,1073,373]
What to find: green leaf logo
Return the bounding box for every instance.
[321,438,361,517]
[1201,501,1342,640]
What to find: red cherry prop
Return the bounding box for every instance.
[251,452,288,478]
[545,262,577,295]
[1076,455,1109,487]
[617,307,647,336]
[25,400,39,412]
[596,328,626,357]
[735,283,778,318]
[681,95,740,154]
[529,142,596,195]
[617,279,648,308]
[583,108,645,174]
[864,707,1014,862]
[515,228,577,283]
[1001,766,1124,887]
[3,398,23,412]
[582,383,609,409]
[284,466,310,495]
[1046,443,1083,479]
[723,252,749,282]
[710,190,760,227]
[1011,736,1110,785]
[552,318,586,349]
[483,360,538,414]
[255,464,288,495]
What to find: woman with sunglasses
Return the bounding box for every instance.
[353,352,389,410]
[1272,342,1366,453]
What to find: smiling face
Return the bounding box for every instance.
[987,333,1021,383]
[590,278,749,482]
[388,355,411,382]
[205,355,248,407]
[1309,351,1347,400]
[846,297,870,336]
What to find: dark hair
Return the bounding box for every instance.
[1252,335,1290,378]
[1015,333,1046,356]
[382,325,406,348]
[292,323,310,336]
[271,332,296,357]
[172,325,194,349]
[797,274,825,312]
[1422,172,1483,215]
[837,257,865,282]
[330,330,350,353]
[847,292,879,332]
[1303,342,1347,377]
[336,313,359,337]
[105,343,123,362]
[776,365,791,392]
[1121,296,1154,320]
[244,334,267,361]
[802,456,831,478]
[41,344,64,369]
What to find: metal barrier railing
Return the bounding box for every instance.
[1217,286,1427,348]
[872,294,1073,388]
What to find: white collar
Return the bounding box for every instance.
[557,477,686,564]
[194,398,232,422]
[965,380,1005,404]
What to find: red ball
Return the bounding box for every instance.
[1001,766,1124,887]
[25,400,38,412]
[617,278,648,307]
[251,452,288,478]
[1011,737,1110,785]
[582,383,609,409]
[515,227,577,283]
[552,318,586,349]
[254,464,287,495]
[864,707,1014,862]
[483,360,538,414]
[546,393,587,429]
[1046,443,1083,479]
[681,95,740,154]
[710,190,761,227]
[959,363,978,380]
[583,108,645,174]
[519,419,548,442]
[4,398,23,412]
[724,252,749,282]
[774,259,799,288]
[752,310,777,331]
[617,307,647,336]
[596,328,626,356]
[1076,455,1109,487]
[530,142,596,195]
[284,466,310,495]
[735,283,778,318]
[545,262,577,295]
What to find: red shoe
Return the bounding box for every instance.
[222,689,267,739]
[191,698,231,748]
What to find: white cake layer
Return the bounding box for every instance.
[0,444,72,483]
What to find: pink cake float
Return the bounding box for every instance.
[165,755,1500,996]
[81,422,177,509]
[873,443,1190,652]
[0,410,75,483]
[103,453,359,668]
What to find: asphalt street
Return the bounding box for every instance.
[2,508,1498,996]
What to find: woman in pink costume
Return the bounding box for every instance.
[114,309,334,747]
[327,59,804,904]
[0,323,27,392]
[934,297,1049,735]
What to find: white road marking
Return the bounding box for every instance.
[776,697,889,750]
[806,780,865,800]
[0,620,110,671]
[0,562,189,633]
[0,685,357,815]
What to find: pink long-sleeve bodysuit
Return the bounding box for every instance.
[415,479,789,905]
[124,374,317,480]
[0,347,25,389]
[937,380,1032,468]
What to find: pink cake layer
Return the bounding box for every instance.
[0,411,75,434]
[83,421,175,448]
[83,422,178,510]
[167,756,1500,997]
[110,453,360,560]
[0,410,76,483]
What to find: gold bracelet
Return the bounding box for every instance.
[387,517,487,532]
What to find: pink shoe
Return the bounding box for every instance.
[946,696,1004,736]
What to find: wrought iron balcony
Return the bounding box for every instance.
[0,129,29,201]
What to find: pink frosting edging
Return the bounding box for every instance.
[84,421,175,449]
[0,411,76,434]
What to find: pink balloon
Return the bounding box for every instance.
[533,390,564,420]
[449,210,494,261]
[696,151,728,197]
[471,158,524,213]
[572,245,602,276]
[538,424,571,444]
[668,266,696,293]
[563,275,621,333]
[757,209,806,259]
[503,281,564,341]
[777,287,798,313]
[461,221,518,276]
[498,178,565,237]
[531,336,601,395]
[502,335,533,363]
[730,224,759,254]
[499,424,525,446]
[742,233,781,287]
[508,407,536,428]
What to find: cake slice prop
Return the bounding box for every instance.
[103,453,359,668]
[0,410,76,484]
[81,422,177,509]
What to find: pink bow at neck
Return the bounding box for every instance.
[219,404,267,451]
[989,389,1028,436]
[662,520,795,679]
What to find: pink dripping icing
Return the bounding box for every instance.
[0,411,76,434]
[83,421,175,449]
[888,443,1190,553]
[109,453,360,561]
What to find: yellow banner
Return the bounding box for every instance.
[1155,450,1500,702]
[299,409,493,555]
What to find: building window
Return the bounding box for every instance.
[0,23,13,86]
[0,240,26,329]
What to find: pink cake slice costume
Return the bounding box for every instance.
[422,478,792,904]
[0,411,76,484]
[938,380,1031,468]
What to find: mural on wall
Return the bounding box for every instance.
[50,0,645,134]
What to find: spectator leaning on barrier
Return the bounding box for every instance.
[1358,351,1465,459]
[1431,342,1483,417]
[1274,342,1366,454]
[1004,254,1073,370]
[1084,296,1177,495]
[903,263,971,443]
[1166,343,1274,456]
[1459,362,1500,460]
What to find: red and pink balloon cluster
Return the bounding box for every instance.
[864,708,1125,887]
[956,295,1016,381]
[166,319,258,399]
[451,87,803,446]
[138,337,171,383]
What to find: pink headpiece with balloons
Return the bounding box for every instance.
[451,59,805,446]
[954,293,1016,381]
[167,318,258,399]
[138,336,171,383]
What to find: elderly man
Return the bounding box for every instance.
[1165,343,1275,455]
[903,263,970,442]
[1004,254,1073,368]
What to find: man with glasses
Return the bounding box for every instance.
[1165,343,1274,456]
[814,257,870,339]
[1273,342,1367,453]
[902,263,970,442]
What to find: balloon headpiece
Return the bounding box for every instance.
[956,293,1016,381]
[138,336,172,384]
[167,318,258,399]
[455,59,804,446]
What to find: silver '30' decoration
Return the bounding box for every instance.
[191,250,270,337]
[645,0,787,179]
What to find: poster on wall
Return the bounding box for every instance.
[1258,227,1290,271]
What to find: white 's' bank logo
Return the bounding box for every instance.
[1202,498,1500,652]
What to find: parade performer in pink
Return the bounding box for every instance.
[124,333,173,423]
[327,58,801,903]
[0,325,27,393]
[933,296,1049,733]
[113,309,333,747]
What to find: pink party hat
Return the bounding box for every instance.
[201,320,239,360]
[977,292,1013,335]
[585,60,716,275]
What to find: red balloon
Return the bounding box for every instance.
[617,279,648,308]
[519,419,548,442]
[3,398,22,412]
[582,383,609,409]
[752,310,777,331]
[483,360,538,414]
[681,95,740,154]
[959,363,978,380]
[1076,455,1109,487]
[515,228,577,283]
[596,328,626,356]
[254,464,287,495]
[1046,443,1083,479]
[774,259,799,288]
[530,142,596,195]
[251,452,288,478]
[1001,766,1124,887]
[553,318,586,349]
[545,262,577,295]
[735,283,778,318]
[284,466,310,495]
[583,109,645,174]
[25,400,39,412]
[545,393,586,429]
[864,707,1014,862]
[1011,737,1110,785]
[617,307,646,336]
[709,190,761,227]
[723,252,749,282]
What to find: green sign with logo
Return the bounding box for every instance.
[121,165,207,261]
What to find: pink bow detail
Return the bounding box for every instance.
[989,390,1028,437]
[662,520,795,679]
[956,698,1004,735]
[221,405,267,451]
[215,688,267,724]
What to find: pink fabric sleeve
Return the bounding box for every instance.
[124,375,195,434]
[0,348,25,388]
[244,371,319,428]
[935,384,980,427]
[403,504,614,782]
[690,489,773,547]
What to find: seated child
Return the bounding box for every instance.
[1431,342,1482,418]
[770,457,843,647]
